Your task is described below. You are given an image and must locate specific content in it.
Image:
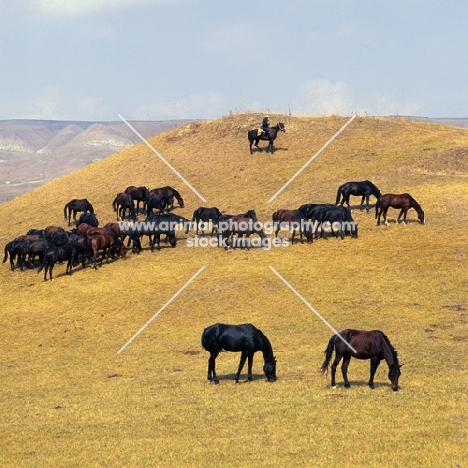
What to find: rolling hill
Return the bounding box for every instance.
[0,119,194,203]
[0,113,467,467]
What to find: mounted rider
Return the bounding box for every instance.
[261,115,270,138]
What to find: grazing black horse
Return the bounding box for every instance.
[299,204,358,239]
[37,243,88,281]
[201,323,277,384]
[248,122,285,154]
[192,207,222,236]
[335,180,381,212]
[76,212,99,228]
[63,199,94,226]
[321,329,402,391]
[145,193,171,216]
[125,186,149,215]
[3,240,24,270]
[376,193,425,226]
[150,186,184,209]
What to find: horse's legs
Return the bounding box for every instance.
[368,356,381,389]
[208,351,219,383]
[383,207,389,226]
[330,353,342,388]
[396,208,405,224]
[235,351,249,383]
[247,352,255,382]
[341,354,352,388]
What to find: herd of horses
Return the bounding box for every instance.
[4,157,422,389]
[3,179,426,280]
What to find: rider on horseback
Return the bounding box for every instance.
[261,115,270,138]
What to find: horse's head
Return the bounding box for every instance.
[278,122,286,132]
[418,210,425,224]
[264,358,277,382]
[388,363,402,391]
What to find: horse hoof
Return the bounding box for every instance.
[332,386,337,389]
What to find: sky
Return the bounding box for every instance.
[1,0,467,121]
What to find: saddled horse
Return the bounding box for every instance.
[113,192,137,221]
[335,180,381,212]
[192,207,222,236]
[321,329,402,391]
[150,186,184,209]
[125,186,149,214]
[64,198,94,226]
[201,323,277,384]
[272,209,311,244]
[248,122,285,154]
[375,193,425,226]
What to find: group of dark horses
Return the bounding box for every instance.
[201,323,402,391]
[3,210,130,280]
[335,180,425,225]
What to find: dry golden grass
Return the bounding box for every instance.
[0,113,467,467]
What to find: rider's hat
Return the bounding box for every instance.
[264,115,269,118]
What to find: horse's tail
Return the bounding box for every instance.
[63,203,69,220]
[37,254,47,274]
[2,244,9,263]
[375,198,380,218]
[320,335,336,374]
[335,187,343,205]
[112,197,118,212]
[172,188,184,206]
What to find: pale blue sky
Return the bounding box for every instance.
[1,0,467,121]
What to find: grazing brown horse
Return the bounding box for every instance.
[150,186,184,209]
[376,193,425,225]
[88,233,127,269]
[272,209,311,244]
[125,186,149,214]
[321,329,402,391]
[63,198,94,226]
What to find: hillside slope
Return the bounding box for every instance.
[0,113,467,467]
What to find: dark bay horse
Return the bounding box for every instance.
[321,329,402,391]
[201,323,277,384]
[125,186,149,215]
[113,192,137,221]
[219,215,267,249]
[76,212,99,228]
[248,122,285,154]
[63,199,94,226]
[375,193,425,225]
[150,186,184,209]
[272,209,311,244]
[335,180,381,212]
[192,207,222,236]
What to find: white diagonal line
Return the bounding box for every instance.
[269,266,357,352]
[268,114,356,203]
[118,114,207,202]
[117,266,206,354]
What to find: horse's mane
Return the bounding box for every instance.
[257,331,275,362]
[372,330,399,366]
[407,194,422,212]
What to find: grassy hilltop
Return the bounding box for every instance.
[0,113,467,467]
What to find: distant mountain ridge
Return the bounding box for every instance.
[0,119,194,203]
